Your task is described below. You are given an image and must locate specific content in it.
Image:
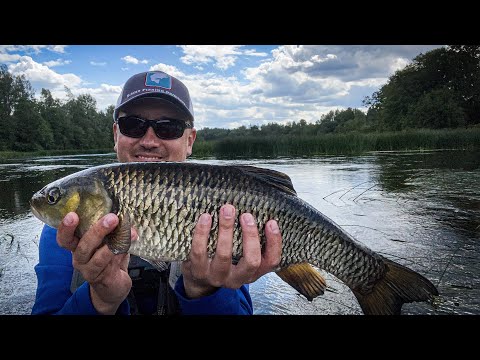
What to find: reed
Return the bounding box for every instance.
[2,129,478,160]
[192,128,480,158]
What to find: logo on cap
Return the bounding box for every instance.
[145,72,172,89]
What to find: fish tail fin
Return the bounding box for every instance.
[276,263,327,301]
[353,258,439,315]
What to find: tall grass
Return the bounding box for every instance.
[2,128,479,160]
[192,128,480,158]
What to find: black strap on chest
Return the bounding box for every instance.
[70,255,180,315]
[127,260,180,315]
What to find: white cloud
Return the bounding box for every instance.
[149,63,186,79]
[243,49,268,57]
[49,45,68,53]
[2,45,444,129]
[178,45,268,70]
[122,55,149,64]
[65,83,122,111]
[8,56,82,90]
[90,61,107,66]
[0,45,68,54]
[5,54,124,111]
[43,59,71,67]
[173,45,443,129]
[0,53,22,63]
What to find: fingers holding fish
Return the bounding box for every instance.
[209,204,236,284]
[57,212,80,252]
[227,213,262,286]
[258,219,282,274]
[130,227,139,242]
[180,213,215,298]
[189,213,212,274]
[72,213,119,266]
[79,244,118,282]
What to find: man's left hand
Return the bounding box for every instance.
[181,204,282,299]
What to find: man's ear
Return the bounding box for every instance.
[113,122,118,152]
[186,128,197,157]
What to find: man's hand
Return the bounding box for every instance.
[57,212,135,315]
[181,204,282,299]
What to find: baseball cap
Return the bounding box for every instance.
[113,71,194,124]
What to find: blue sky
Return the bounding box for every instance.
[0,45,443,129]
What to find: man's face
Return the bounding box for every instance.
[113,98,196,163]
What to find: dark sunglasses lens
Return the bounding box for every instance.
[118,117,147,138]
[154,120,185,139]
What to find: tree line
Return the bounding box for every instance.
[1,45,478,152]
[0,64,115,151]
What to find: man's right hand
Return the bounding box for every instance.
[57,212,133,315]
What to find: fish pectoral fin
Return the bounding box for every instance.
[105,214,131,254]
[275,263,327,301]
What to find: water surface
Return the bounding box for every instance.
[0,150,478,315]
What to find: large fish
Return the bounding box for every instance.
[30,162,438,315]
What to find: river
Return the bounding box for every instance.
[0,150,479,315]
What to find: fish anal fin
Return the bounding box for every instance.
[105,214,131,254]
[352,258,439,315]
[276,263,327,301]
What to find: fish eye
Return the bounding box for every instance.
[47,187,61,205]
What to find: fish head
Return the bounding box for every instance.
[30,172,113,237]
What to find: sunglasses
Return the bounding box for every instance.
[115,115,193,140]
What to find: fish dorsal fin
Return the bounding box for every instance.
[275,263,327,301]
[236,166,297,196]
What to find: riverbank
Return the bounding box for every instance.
[0,148,113,160]
[1,128,479,160]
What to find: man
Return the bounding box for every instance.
[31,70,283,315]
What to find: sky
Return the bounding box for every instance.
[0,45,443,130]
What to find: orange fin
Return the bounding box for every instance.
[276,263,327,301]
[352,258,439,315]
[105,214,131,254]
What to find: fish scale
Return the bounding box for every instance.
[30,161,439,315]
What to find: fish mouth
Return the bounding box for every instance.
[30,189,46,221]
[30,205,43,221]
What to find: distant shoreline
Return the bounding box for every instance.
[1,128,479,160]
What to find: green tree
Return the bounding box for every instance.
[363,46,479,130]
[0,64,35,150]
[446,45,480,125]
[11,98,53,151]
[412,87,466,129]
[39,88,71,149]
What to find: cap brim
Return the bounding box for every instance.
[115,93,194,123]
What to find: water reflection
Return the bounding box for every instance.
[0,153,117,219]
[0,150,479,315]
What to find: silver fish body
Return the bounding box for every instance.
[30,161,438,314]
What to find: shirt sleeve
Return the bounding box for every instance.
[30,224,130,315]
[173,274,253,315]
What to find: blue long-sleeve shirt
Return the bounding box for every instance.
[31,225,253,315]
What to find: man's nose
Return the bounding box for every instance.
[139,126,159,147]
